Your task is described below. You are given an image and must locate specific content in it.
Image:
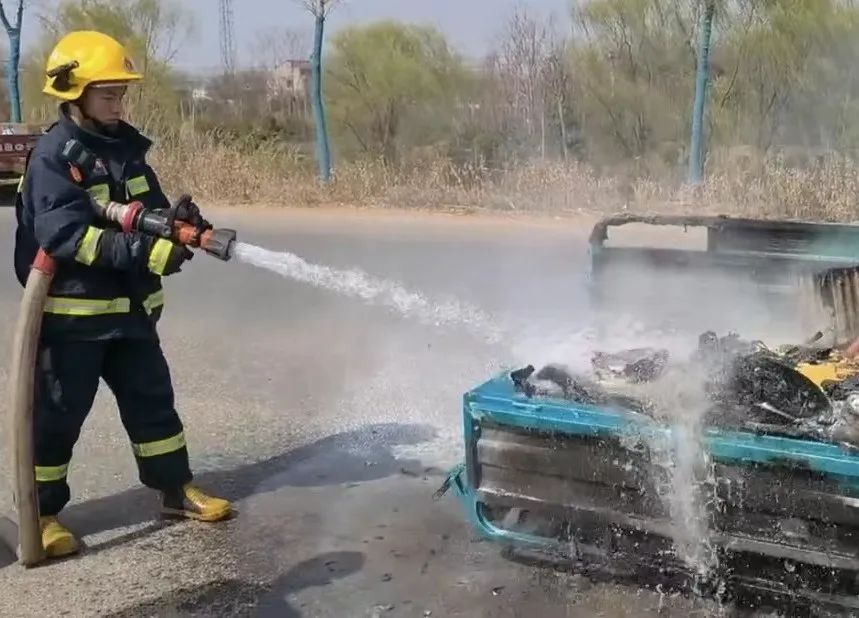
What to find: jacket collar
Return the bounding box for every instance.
[57,102,153,157]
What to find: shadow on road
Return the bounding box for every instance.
[0,544,14,570]
[40,422,423,615]
[0,183,17,207]
[0,422,436,615]
[255,551,367,617]
[53,422,438,548]
[104,551,366,618]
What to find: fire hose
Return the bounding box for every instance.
[7,199,236,566]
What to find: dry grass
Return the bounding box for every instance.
[150,130,859,221]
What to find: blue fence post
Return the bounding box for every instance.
[688,0,716,184]
[310,13,332,183]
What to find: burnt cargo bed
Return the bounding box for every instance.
[450,374,859,615]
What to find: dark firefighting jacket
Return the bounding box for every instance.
[14,103,175,342]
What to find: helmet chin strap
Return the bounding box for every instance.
[72,99,119,136]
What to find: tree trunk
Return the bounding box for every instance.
[310,12,332,182]
[558,97,568,160]
[540,107,546,159]
[7,27,20,122]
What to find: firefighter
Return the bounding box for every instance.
[13,30,232,558]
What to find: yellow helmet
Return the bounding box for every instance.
[43,31,142,101]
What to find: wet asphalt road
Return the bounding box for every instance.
[0,207,726,617]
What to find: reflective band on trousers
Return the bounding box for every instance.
[44,296,131,316]
[126,175,150,196]
[148,238,173,275]
[132,431,186,458]
[35,464,69,482]
[75,225,104,266]
[44,290,164,317]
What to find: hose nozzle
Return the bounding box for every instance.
[92,198,237,261]
[200,228,237,261]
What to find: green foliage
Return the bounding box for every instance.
[15,0,859,182]
[711,0,859,151]
[568,0,698,166]
[324,21,473,163]
[562,0,859,172]
[23,0,195,132]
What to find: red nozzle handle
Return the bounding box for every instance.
[173,221,202,248]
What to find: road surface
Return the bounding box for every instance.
[0,207,727,617]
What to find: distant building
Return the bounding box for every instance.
[267,59,311,100]
[192,87,211,101]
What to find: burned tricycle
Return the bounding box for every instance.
[440,214,859,614]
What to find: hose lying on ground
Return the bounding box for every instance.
[7,249,55,566]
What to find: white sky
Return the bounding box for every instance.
[21,0,573,71]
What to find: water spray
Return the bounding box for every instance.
[232,242,504,344]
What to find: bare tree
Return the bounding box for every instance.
[297,0,342,18]
[543,40,571,159]
[251,26,312,119]
[253,26,311,70]
[493,6,554,157]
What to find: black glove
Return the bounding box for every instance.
[169,194,212,232]
[149,238,194,276]
[162,243,194,276]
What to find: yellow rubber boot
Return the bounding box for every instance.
[40,516,80,558]
[161,484,232,522]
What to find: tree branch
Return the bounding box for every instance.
[672,1,696,64]
[297,0,344,18]
[343,118,369,152]
[0,1,13,32]
[718,7,756,110]
[583,77,633,156]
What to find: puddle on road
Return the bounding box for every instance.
[253,423,438,493]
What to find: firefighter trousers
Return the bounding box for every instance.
[34,337,193,516]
